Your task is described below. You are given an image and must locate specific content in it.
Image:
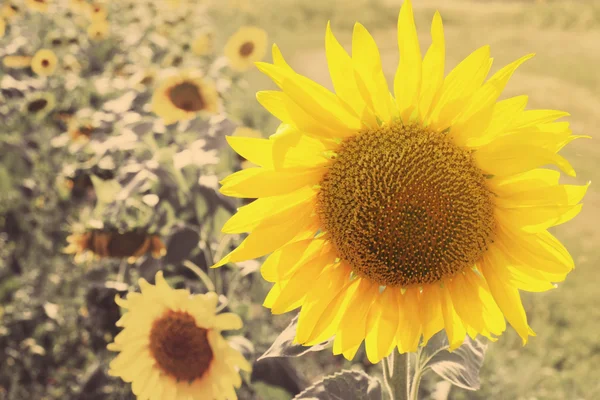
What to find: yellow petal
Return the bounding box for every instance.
[474,144,575,177]
[419,283,444,344]
[479,247,533,344]
[451,54,534,146]
[256,62,363,134]
[256,90,339,139]
[489,168,560,194]
[495,182,589,209]
[365,288,400,363]
[425,45,491,130]
[325,22,377,126]
[219,166,326,198]
[333,278,378,355]
[270,248,337,314]
[511,109,570,129]
[261,238,334,283]
[467,95,529,148]
[222,186,317,234]
[271,43,292,71]
[213,208,318,267]
[296,263,353,344]
[496,203,583,233]
[396,287,422,353]
[463,269,506,336]
[439,284,467,350]
[394,0,422,120]
[352,22,395,124]
[226,136,274,168]
[419,11,445,118]
[214,313,243,331]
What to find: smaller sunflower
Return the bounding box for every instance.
[108,271,251,400]
[23,92,56,118]
[151,71,220,125]
[191,30,214,56]
[31,49,58,77]
[68,120,95,142]
[1,3,20,19]
[26,0,50,13]
[87,3,107,21]
[65,230,167,264]
[3,55,33,69]
[224,26,268,72]
[87,19,109,41]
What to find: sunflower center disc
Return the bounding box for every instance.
[168,81,206,112]
[239,41,255,57]
[149,310,213,382]
[317,123,496,287]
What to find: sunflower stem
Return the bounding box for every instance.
[383,350,411,400]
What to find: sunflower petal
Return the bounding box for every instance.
[219,167,326,198]
[419,284,444,345]
[394,0,422,120]
[419,11,445,118]
[352,22,395,123]
[365,288,400,363]
[396,287,422,353]
[440,284,467,350]
[226,136,274,168]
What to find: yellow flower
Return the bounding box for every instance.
[24,92,56,117]
[191,30,214,56]
[87,19,109,40]
[151,71,220,125]
[224,26,268,72]
[3,55,32,69]
[87,3,107,21]
[107,271,251,400]
[0,18,5,38]
[213,0,588,363]
[1,3,20,20]
[26,0,49,13]
[31,49,58,76]
[65,230,167,264]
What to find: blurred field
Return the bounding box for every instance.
[1,0,599,399]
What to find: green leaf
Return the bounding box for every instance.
[418,332,487,391]
[90,176,122,214]
[293,369,382,400]
[258,315,334,361]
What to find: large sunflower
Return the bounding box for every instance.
[213,0,589,363]
[108,271,251,400]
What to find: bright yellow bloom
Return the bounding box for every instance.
[191,30,214,56]
[108,271,251,400]
[87,19,109,40]
[26,0,49,13]
[213,0,588,363]
[224,26,268,72]
[151,71,220,125]
[31,49,58,76]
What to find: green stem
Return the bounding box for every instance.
[383,351,411,400]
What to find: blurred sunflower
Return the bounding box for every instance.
[87,19,109,41]
[151,71,220,125]
[31,49,58,76]
[3,55,32,69]
[24,92,56,118]
[1,3,20,20]
[68,120,95,142]
[65,230,167,264]
[69,0,87,13]
[26,0,49,13]
[191,30,214,56]
[224,26,268,72]
[108,271,251,400]
[214,0,588,363]
[0,18,5,38]
[87,3,107,21]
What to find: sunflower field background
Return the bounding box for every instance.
[0,0,598,399]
